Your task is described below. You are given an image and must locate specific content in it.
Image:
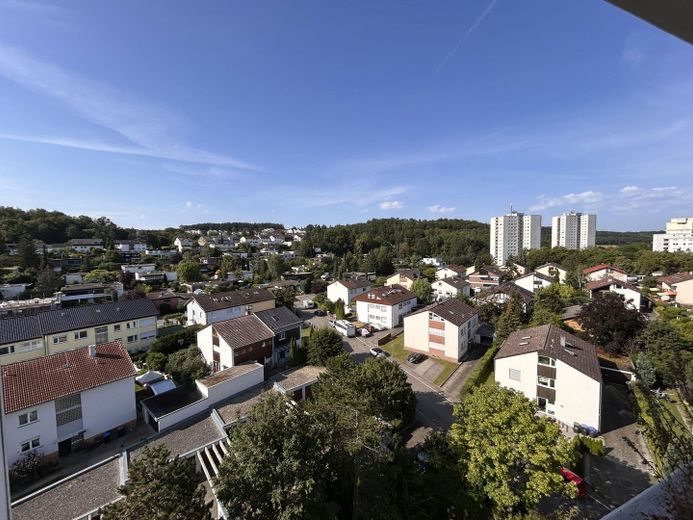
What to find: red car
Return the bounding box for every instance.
[559,467,587,498]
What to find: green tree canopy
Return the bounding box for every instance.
[102,445,211,520]
[410,278,433,304]
[214,392,335,519]
[450,384,576,513]
[306,327,344,365]
[495,291,527,342]
[166,346,210,388]
[176,260,201,282]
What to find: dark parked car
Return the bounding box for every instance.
[314,309,326,316]
[406,352,427,364]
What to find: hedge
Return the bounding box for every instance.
[571,435,606,456]
[459,343,501,400]
[149,325,202,356]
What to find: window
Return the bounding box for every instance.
[537,376,555,388]
[19,340,42,352]
[538,356,555,367]
[428,312,443,322]
[52,335,67,344]
[0,346,15,356]
[126,320,137,329]
[113,324,121,332]
[18,410,38,426]
[139,331,156,341]
[74,330,88,340]
[20,437,40,452]
[428,328,444,337]
[139,317,156,328]
[127,334,138,343]
[56,394,82,427]
[95,326,108,344]
[509,369,521,381]
[278,332,286,341]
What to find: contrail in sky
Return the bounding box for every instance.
[436,0,498,73]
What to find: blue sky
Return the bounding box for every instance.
[0,0,692,230]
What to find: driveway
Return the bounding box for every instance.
[441,343,488,402]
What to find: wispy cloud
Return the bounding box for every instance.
[295,185,409,209]
[379,201,403,210]
[0,45,261,171]
[162,163,251,181]
[436,0,498,73]
[428,204,455,214]
[529,191,603,212]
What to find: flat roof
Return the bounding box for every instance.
[12,457,121,520]
[129,414,224,460]
[198,363,263,388]
[215,383,269,425]
[270,365,326,392]
[140,385,203,419]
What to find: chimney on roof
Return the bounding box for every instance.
[560,336,566,348]
[88,344,97,358]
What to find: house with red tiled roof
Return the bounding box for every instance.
[1,341,136,467]
[581,264,628,283]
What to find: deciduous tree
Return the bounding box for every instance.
[579,292,644,355]
[410,278,433,304]
[166,346,210,387]
[102,445,211,520]
[450,385,576,513]
[176,260,201,282]
[306,327,344,365]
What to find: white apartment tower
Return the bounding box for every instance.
[652,217,693,253]
[490,211,541,265]
[551,212,596,249]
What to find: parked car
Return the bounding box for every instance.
[406,352,426,364]
[369,347,386,358]
[559,467,587,498]
[359,327,371,337]
[314,309,326,316]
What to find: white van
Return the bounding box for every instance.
[334,319,356,338]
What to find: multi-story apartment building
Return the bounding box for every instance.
[0,299,158,365]
[353,286,417,329]
[1,341,136,466]
[403,299,479,362]
[551,212,596,249]
[490,211,541,265]
[652,217,693,253]
[494,325,602,431]
[185,289,276,326]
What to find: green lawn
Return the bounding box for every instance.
[381,335,460,387]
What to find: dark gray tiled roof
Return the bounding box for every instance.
[192,288,275,312]
[408,298,478,327]
[255,306,303,332]
[334,279,371,290]
[495,324,602,382]
[438,276,469,290]
[213,314,274,350]
[0,298,157,345]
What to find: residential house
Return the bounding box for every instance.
[0,283,31,300]
[657,272,693,307]
[435,264,466,281]
[1,341,136,466]
[63,272,85,285]
[494,325,602,431]
[585,278,648,311]
[173,237,194,252]
[326,279,372,305]
[255,306,303,367]
[432,277,470,300]
[384,268,421,291]
[0,297,59,318]
[582,264,628,283]
[121,263,156,275]
[403,299,479,362]
[134,271,174,284]
[146,290,180,313]
[239,236,262,247]
[198,315,275,371]
[561,305,584,332]
[513,272,554,294]
[421,257,444,267]
[467,265,503,293]
[186,288,276,326]
[68,239,104,253]
[535,262,569,284]
[477,282,534,310]
[114,240,147,254]
[144,248,178,258]
[353,286,417,329]
[57,282,124,305]
[0,298,158,365]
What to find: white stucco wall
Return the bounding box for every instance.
[554,360,601,430]
[80,377,136,440]
[2,401,56,467]
[494,352,538,400]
